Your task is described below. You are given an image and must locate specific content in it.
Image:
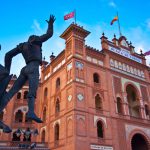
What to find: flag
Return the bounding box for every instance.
[110,16,118,25]
[144,50,150,56]
[64,11,75,20]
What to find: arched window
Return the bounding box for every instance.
[41,130,46,142]
[116,97,123,114]
[145,105,149,117]
[15,110,23,122]
[55,99,60,114]
[44,88,48,98]
[126,84,140,118]
[97,120,104,138]
[43,107,46,122]
[55,124,59,141]
[0,111,4,121]
[93,73,99,83]
[25,113,32,123]
[17,92,21,99]
[24,91,28,99]
[95,94,102,110]
[56,78,60,89]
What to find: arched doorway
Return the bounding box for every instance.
[126,84,140,118]
[131,133,149,150]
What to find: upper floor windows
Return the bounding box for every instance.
[95,94,102,110]
[56,78,60,90]
[43,107,47,122]
[55,99,60,115]
[23,91,28,99]
[17,92,21,99]
[93,73,100,83]
[44,88,48,98]
[116,97,123,114]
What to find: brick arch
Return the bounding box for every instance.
[94,92,104,101]
[54,96,61,104]
[14,106,28,114]
[124,82,141,98]
[116,93,122,99]
[96,119,105,138]
[40,126,46,134]
[128,129,150,150]
[95,118,107,128]
[116,95,123,102]
[53,120,60,128]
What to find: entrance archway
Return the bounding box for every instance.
[131,133,149,150]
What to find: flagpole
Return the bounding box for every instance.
[74,9,76,24]
[117,12,122,37]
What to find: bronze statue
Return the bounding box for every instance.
[0,15,55,133]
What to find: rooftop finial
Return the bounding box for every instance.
[130,41,132,45]
[114,34,116,38]
[102,32,105,36]
[50,52,55,62]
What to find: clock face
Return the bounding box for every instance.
[77,93,84,101]
[68,95,72,102]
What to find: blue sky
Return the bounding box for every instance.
[1,0,150,75]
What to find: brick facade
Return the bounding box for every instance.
[1,23,150,150]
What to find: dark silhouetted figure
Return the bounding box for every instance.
[0,15,55,133]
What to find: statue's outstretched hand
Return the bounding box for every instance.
[46,15,56,24]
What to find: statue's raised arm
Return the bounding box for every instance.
[28,15,55,45]
[38,15,56,43]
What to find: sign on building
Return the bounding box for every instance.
[109,46,142,64]
[90,144,113,150]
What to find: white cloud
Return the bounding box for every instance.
[109,1,117,8]
[146,19,150,29]
[31,20,44,34]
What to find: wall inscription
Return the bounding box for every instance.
[90,144,113,150]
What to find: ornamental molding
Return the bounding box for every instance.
[94,116,107,128]
[125,124,150,139]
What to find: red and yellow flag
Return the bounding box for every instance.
[110,16,118,25]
